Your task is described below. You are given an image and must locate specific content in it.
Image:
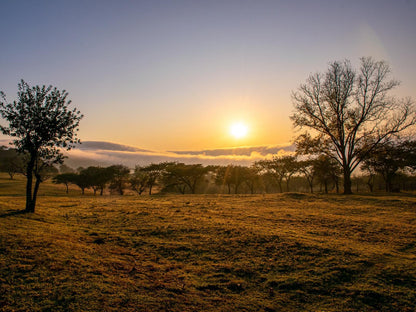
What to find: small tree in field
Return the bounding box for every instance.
[0,80,83,212]
[292,57,415,194]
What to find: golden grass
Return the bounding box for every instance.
[1,175,416,311]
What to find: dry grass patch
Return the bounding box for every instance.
[1,191,416,311]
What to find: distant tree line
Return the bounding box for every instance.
[1,142,415,195]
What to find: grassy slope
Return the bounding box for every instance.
[0,174,416,311]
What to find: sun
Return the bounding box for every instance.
[230,122,248,139]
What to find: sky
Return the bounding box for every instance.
[1,0,415,164]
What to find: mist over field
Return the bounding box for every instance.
[62,141,295,168]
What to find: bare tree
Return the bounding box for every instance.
[291,57,415,194]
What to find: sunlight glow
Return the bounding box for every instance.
[230,122,248,139]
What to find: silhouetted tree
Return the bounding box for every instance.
[140,163,167,195]
[80,166,113,195]
[291,57,415,194]
[108,165,130,195]
[361,159,377,192]
[73,172,89,195]
[53,173,78,194]
[313,155,341,193]
[0,80,82,212]
[362,140,408,192]
[241,165,262,194]
[297,159,316,193]
[0,147,24,179]
[130,165,149,195]
[215,165,245,194]
[256,156,298,192]
[401,140,416,172]
[162,163,209,194]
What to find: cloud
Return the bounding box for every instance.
[76,141,151,153]
[1,138,295,168]
[65,141,295,168]
[169,144,295,157]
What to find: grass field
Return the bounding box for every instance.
[1,174,416,311]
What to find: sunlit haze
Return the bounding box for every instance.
[1,0,415,160]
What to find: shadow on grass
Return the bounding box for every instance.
[0,209,29,218]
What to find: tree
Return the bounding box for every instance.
[108,165,130,195]
[240,165,262,194]
[80,166,113,196]
[53,172,78,194]
[0,80,83,211]
[162,163,209,194]
[140,163,167,195]
[297,159,316,193]
[72,172,90,195]
[215,165,246,194]
[362,140,409,192]
[0,146,24,179]
[291,58,415,194]
[313,155,341,194]
[130,165,149,195]
[256,156,298,192]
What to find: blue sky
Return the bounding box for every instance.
[1,0,415,152]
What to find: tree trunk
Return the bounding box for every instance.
[25,156,35,212]
[343,167,353,194]
[31,175,41,212]
[149,185,153,195]
[277,181,283,193]
[286,178,290,192]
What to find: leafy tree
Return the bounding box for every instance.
[313,155,341,194]
[291,58,415,194]
[362,140,408,192]
[240,165,262,194]
[360,161,377,192]
[0,80,82,212]
[108,165,130,195]
[79,166,111,195]
[53,173,78,194]
[401,140,416,172]
[297,159,316,193]
[163,163,209,194]
[256,156,298,192]
[130,165,149,195]
[0,146,24,179]
[140,163,167,195]
[73,172,90,195]
[215,165,246,194]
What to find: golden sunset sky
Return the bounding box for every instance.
[1,0,415,159]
